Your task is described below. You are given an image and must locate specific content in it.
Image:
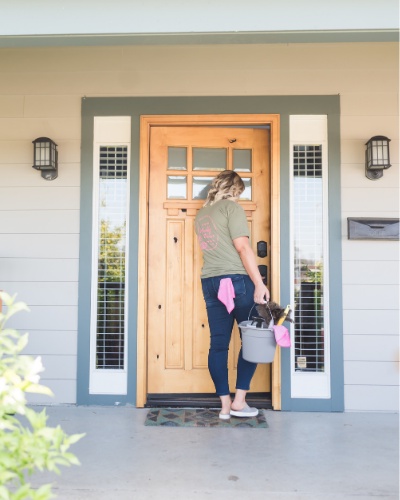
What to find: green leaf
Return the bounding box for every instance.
[31,483,54,500]
[15,334,29,353]
[10,484,33,500]
[0,485,11,500]
[61,452,81,466]
[66,433,86,446]
[24,384,54,396]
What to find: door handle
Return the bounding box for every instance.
[258,265,268,285]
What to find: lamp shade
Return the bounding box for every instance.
[32,137,58,180]
[365,136,391,170]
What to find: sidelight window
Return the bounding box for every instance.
[290,116,331,399]
[90,117,131,395]
[96,146,127,370]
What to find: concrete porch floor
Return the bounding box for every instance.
[31,406,398,500]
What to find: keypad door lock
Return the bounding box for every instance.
[257,241,268,258]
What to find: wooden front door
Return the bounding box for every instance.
[147,125,271,396]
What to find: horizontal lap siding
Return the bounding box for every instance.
[345,386,399,413]
[0,42,398,409]
[0,77,81,405]
[340,67,399,410]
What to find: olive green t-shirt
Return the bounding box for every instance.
[195,199,250,278]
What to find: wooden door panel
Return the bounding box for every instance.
[165,219,184,369]
[148,125,271,395]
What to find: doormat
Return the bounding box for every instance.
[144,408,268,428]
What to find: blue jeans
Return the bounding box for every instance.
[201,274,258,396]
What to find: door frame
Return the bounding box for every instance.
[137,114,281,408]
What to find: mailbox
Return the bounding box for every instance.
[347,217,399,240]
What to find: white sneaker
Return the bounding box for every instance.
[230,404,258,418]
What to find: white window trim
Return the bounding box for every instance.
[89,117,131,395]
[289,115,331,399]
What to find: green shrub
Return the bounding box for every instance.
[0,292,84,500]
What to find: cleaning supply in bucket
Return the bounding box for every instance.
[239,303,291,364]
[273,304,291,348]
[273,324,291,348]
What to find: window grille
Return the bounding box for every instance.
[293,145,325,372]
[95,146,128,369]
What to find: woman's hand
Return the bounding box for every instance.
[254,281,270,304]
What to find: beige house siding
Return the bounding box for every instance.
[0,42,398,410]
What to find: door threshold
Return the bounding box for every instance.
[146,392,272,409]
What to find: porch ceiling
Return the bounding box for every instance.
[1,0,398,48]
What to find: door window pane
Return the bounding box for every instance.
[193,177,213,199]
[167,176,187,199]
[193,148,227,171]
[233,149,252,172]
[240,178,252,200]
[168,147,187,170]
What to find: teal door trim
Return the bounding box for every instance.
[78,95,343,411]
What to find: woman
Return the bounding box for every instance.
[195,170,270,419]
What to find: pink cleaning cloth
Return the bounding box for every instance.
[273,325,291,348]
[218,278,236,313]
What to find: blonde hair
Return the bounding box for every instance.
[203,170,245,207]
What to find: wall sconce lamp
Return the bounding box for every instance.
[365,136,391,180]
[32,137,58,180]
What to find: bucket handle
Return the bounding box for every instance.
[248,301,273,324]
